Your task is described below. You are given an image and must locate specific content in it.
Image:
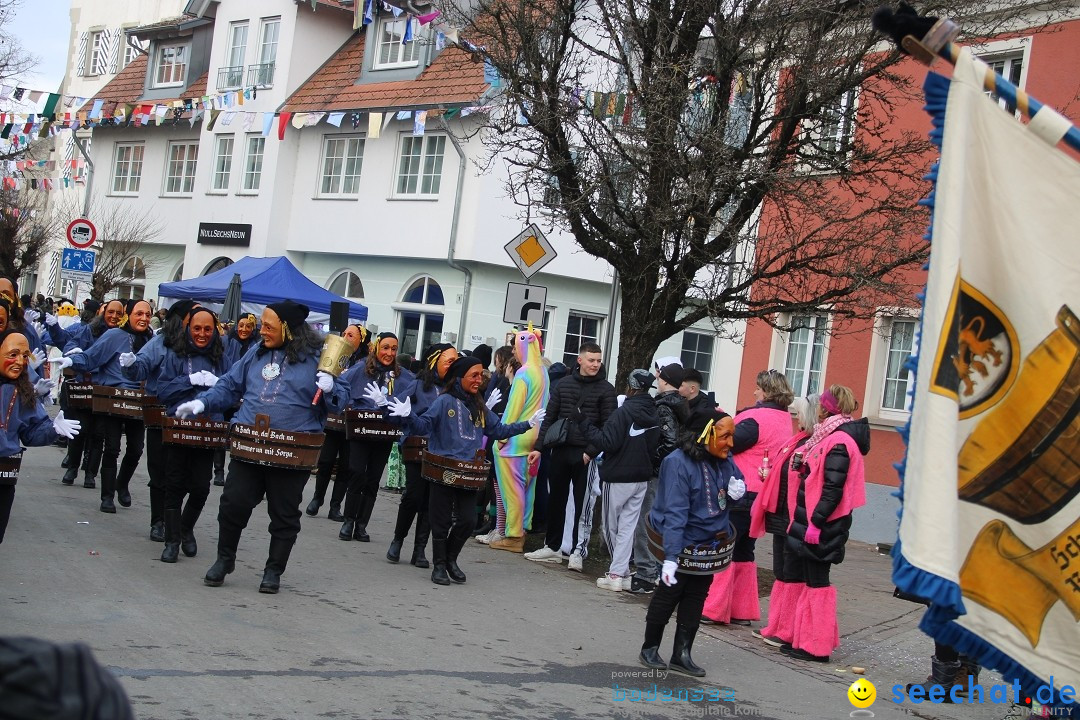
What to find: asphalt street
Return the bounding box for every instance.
[2,442,1011,720]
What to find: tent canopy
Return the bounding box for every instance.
[158,256,367,322]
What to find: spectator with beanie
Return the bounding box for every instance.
[524,342,617,565]
[176,301,349,593]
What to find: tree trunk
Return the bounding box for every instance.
[613,283,663,392]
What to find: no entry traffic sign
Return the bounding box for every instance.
[66,218,97,249]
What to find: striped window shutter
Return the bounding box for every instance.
[98,29,115,75]
[76,31,88,76]
[109,28,124,73]
[64,137,75,179]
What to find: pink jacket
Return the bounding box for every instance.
[799,430,866,526]
[733,405,795,494]
[749,431,809,538]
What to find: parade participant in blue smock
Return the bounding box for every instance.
[0,329,81,543]
[639,407,746,678]
[337,331,416,543]
[388,356,544,586]
[306,323,369,521]
[176,301,348,594]
[120,300,200,542]
[56,299,154,514]
[385,342,458,569]
[41,299,99,355]
[150,308,230,565]
[53,300,111,488]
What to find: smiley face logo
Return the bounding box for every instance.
[848,678,876,709]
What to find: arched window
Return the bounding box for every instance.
[203,257,233,275]
[328,270,364,299]
[116,256,146,300]
[396,276,444,357]
[172,263,184,282]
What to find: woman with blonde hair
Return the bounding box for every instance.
[783,384,869,662]
[702,369,794,625]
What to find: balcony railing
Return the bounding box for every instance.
[216,65,244,90]
[247,62,275,88]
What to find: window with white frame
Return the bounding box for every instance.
[247,17,279,87]
[374,17,420,69]
[397,276,444,357]
[218,22,248,89]
[782,313,829,397]
[111,142,144,194]
[681,331,714,388]
[89,30,109,75]
[881,318,917,412]
[800,88,857,170]
[123,38,144,69]
[328,271,364,299]
[154,43,188,87]
[211,135,234,192]
[563,312,602,366]
[984,54,1024,113]
[319,136,365,197]
[242,135,265,192]
[163,141,199,195]
[396,135,445,197]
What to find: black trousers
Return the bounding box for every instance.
[96,415,144,494]
[730,505,757,563]
[0,484,14,544]
[646,572,714,632]
[312,428,349,506]
[543,445,589,552]
[145,428,165,524]
[163,444,214,532]
[428,482,476,542]
[343,438,393,518]
[393,461,429,542]
[62,408,93,470]
[772,532,801,582]
[215,459,307,555]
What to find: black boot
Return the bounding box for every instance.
[61,452,71,469]
[99,466,116,513]
[338,518,355,541]
[386,538,403,563]
[259,538,294,594]
[669,625,706,677]
[62,466,77,485]
[83,471,96,489]
[117,456,137,508]
[410,546,429,569]
[181,527,198,557]
[640,622,668,670]
[204,534,238,587]
[305,497,322,517]
[431,539,451,586]
[213,449,226,486]
[149,521,165,542]
[161,509,181,563]
[149,485,164,536]
[445,531,467,584]
[907,656,963,703]
[354,495,374,542]
[411,513,430,568]
[327,503,344,522]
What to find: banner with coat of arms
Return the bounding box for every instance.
[894,47,1080,701]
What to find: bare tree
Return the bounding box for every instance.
[0,0,39,85]
[442,0,1073,386]
[54,196,166,300]
[0,139,61,281]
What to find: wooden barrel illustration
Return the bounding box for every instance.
[346,409,400,441]
[228,415,324,471]
[401,436,428,464]
[61,370,93,411]
[91,386,145,419]
[421,450,489,490]
[0,453,22,485]
[162,417,229,449]
[958,305,1080,524]
[645,516,735,575]
[142,394,166,429]
[324,412,347,433]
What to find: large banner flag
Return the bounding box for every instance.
[895,47,1080,703]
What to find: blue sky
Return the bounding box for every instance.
[7,0,69,92]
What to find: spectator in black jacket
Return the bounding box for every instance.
[680,368,716,424]
[575,369,660,591]
[525,343,617,564]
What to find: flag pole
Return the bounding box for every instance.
[896,15,1080,154]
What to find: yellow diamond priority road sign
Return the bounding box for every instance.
[504,224,556,280]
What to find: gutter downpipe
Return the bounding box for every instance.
[441,117,472,346]
[72,135,94,218]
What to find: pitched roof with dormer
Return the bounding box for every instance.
[88,53,209,113]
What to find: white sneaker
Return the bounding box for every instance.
[621,576,633,591]
[596,574,624,591]
[567,553,583,572]
[524,546,565,563]
[475,531,503,545]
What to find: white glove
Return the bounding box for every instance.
[52,410,81,439]
[63,347,83,357]
[118,352,137,368]
[34,377,55,397]
[485,387,503,410]
[31,322,45,338]
[45,313,58,326]
[528,407,546,427]
[727,476,746,502]
[52,356,73,371]
[363,381,389,407]
[27,350,45,370]
[316,371,334,393]
[175,400,205,419]
[661,560,679,587]
[387,397,411,418]
[199,371,219,388]
[23,309,39,324]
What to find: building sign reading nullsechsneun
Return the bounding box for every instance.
[197,222,252,246]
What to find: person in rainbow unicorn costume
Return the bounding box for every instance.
[486,325,549,553]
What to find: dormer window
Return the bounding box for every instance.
[154,43,188,87]
[374,18,419,69]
